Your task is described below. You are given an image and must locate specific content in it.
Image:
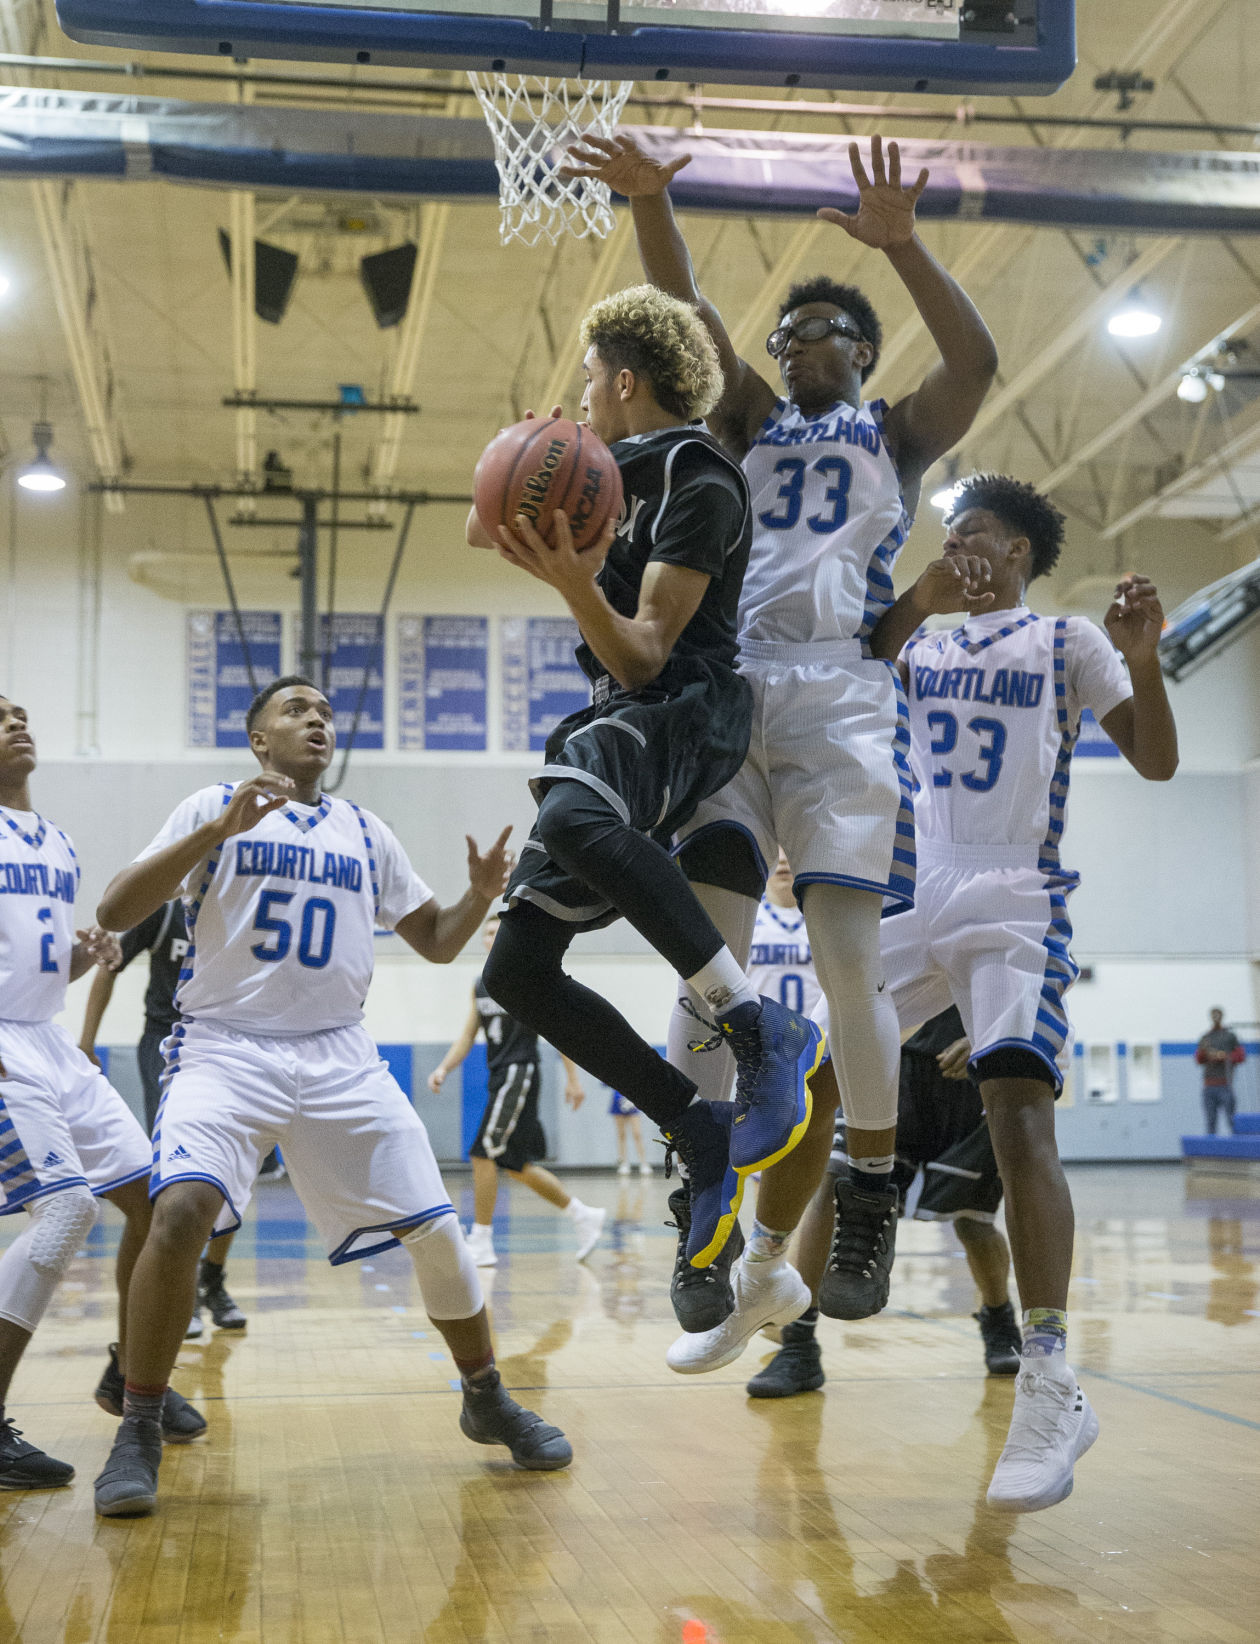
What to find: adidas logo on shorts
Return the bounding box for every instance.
[41,1150,63,1168]
[168,1144,192,1161]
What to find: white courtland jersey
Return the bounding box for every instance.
[902,608,1132,876]
[0,807,80,1023]
[746,896,821,1019]
[137,786,434,1035]
[738,396,910,646]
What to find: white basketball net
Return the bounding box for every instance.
[468,74,635,247]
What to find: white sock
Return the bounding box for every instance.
[685,947,759,1015]
[565,1198,587,1219]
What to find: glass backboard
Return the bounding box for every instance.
[56,0,1076,94]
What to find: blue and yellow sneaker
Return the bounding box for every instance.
[662,1099,744,1270]
[715,996,826,1176]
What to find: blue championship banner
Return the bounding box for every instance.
[397,615,488,752]
[319,613,385,750]
[501,616,590,752]
[187,610,281,748]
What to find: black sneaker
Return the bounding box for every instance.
[94,1416,163,1517]
[93,1344,208,1443]
[0,1419,74,1490]
[975,1302,1022,1375]
[198,1263,247,1330]
[746,1319,825,1399]
[666,1185,745,1333]
[257,1149,286,1182]
[818,1177,899,1320]
[459,1370,572,1471]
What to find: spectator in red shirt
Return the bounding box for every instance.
[1196,1009,1246,1135]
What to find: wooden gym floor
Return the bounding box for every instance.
[1,1162,1258,1644]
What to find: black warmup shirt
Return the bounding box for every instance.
[578,426,751,686]
[116,900,188,1032]
[903,1005,967,1061]
[475,975,540,1082]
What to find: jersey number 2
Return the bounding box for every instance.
[927,711,1007,792]
[251,891,337,969]
[758,456,852,534]
[37,907,58,973]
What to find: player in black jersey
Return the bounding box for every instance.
[428,918,604,1268]
[468,286,827,1333]
[78,902,249,1338]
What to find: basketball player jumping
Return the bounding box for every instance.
[0,695,204,1492]
[469,284,826,1331]
[92,677,571,1518]
[814,476,1177,1510]
[563,133,998,1359]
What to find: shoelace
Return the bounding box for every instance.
[1000,1371,1074,1460]
[678,995,723,1056]
[828,1200,891,1276]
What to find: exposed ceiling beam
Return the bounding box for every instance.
[1037,298,1260,495]
[228,188,258,494]
[954,237,1179,452]
[367,200,451,509]
[1101,406,1260,540]
[875,0,1224,401]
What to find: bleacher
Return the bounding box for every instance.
[1182,1111,1260,1174]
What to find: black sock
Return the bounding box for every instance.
[485,902,696,1129]
[536,780,724,979]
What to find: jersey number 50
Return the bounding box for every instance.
[758,456,853,534]
[251,890,337,969]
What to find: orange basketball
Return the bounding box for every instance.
[473,417,623,553]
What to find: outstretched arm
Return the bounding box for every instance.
[1097,576,1179,781]
[395,828,514,964]
[560,134,776,457]
[819,138,997,496]
[99,773,296,930]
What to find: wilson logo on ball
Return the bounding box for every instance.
[474,417,623,553]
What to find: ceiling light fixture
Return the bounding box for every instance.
[17,421,67,494]
[1108,292,1161,338]
[1176,371,1208,403]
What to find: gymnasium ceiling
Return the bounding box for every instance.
[1,0,1259,612]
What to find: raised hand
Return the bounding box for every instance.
[557,131,691,197]
[467,826,515,902]
[817,136,928,250]
[215,772,295,840]
[1104,574,1165,664]
[912,554,994,619]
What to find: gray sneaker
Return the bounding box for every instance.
[94,1417,163,1518]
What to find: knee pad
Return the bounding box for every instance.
[0,1185,98,1333]
[29,1185,99,1277]
[401,1213,484,1321]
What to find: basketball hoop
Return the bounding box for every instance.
[468,73,634,247]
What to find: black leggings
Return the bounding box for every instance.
[484,901,696,1130]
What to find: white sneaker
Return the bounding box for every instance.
[666,1257,810,1375]
[184,1307,204,1341]
[637,1161,653,1178]
[986,1356,1099,1513]
[465,1225,498,1268]
[571,1204,606,1262]
[617,1161,632,1177]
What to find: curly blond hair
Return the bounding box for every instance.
[580,284,723,423]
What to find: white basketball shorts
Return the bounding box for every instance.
[675,638,915,910]
[815,839,1076,1090]
[152,1019,453,1263]
[0,1019,151,1214]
